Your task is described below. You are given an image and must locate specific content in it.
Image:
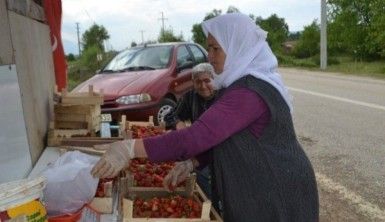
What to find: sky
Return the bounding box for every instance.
[62,0,321,55]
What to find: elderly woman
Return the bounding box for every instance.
[164,63,216,130]
[92,13,318,221]
[163,62,217,207]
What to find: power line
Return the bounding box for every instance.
[83,9,96,24]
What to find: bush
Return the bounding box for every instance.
[79,45,103,73]
[67,48,118,91]
[311,55,340,66]
[293,21,320,59]
[276,53,296,66]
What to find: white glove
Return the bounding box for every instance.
[163,159,194,191]
[91,140,135,178]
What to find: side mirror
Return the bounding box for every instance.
[176,61,194,73]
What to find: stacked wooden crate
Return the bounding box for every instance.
[47,86,103,146]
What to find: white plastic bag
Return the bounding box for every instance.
[41,151,99,216]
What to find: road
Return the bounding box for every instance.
[279,68,385,221]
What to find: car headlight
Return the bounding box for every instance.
[116,93,152,105]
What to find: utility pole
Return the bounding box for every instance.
[158,12,168,36]
[140,30,145,44]
[320,0,327,70]
[76,22,81,56]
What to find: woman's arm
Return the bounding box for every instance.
[140,87,270,162]
[92,87,270,178]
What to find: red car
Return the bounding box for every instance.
[72,42,208,124]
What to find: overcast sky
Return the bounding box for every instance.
[62,0,321,55]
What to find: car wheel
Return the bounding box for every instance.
[157,98,176,124]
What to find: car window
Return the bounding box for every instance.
[176,46,193,66]
[189,45,206,63]
[103,48,139,71]
[103,46,172,72]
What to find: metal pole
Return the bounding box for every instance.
[76,22,81,56]
[158,12,168,37]
[320,0,327,70]
[140,30,145,43]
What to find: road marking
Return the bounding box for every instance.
[288,87,385,112]
[316,172,385,221]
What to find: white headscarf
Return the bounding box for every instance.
[202,13,293,112]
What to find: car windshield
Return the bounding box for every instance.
[102,45,173,73]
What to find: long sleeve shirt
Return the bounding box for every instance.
[143,86,271,164]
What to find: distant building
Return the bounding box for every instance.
[282,41,298,54]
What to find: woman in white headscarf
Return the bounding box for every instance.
[91,13,319,221]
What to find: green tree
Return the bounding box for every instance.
[191,6,239,48]
[226,6,240,13]
[158,28,184,43]
[288,32,301,41]
[66,53,76,62]
[80,45,103,73]
[327,0,385,59]
[293,21,320,58]
[256,14,289,51]
[82,24,110,52]
[204,9,222,20]
[191,24,206,48]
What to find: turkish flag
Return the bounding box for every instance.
[43,0,67,92]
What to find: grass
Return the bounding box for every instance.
[278,54,385,79]
[323,57,385,78]
[67,60,96,91]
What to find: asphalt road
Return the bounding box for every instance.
[279,68,385,222]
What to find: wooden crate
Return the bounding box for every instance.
[122,185,221,222]
[47,128,90,146]
[59,137,123,147]
[54,104,101,115]
[54,104,101,131]
[53,86,102,134]
[90,185,222,222]
[61,85,103,106]
[58,146,105,156]
[125,173,197,195]
[123,115,166,139]
[125,115,155,129]
[90,197,114,214]
[56,120,100,132]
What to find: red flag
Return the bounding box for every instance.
[43,0,67,91]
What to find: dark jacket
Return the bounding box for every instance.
[164,90,215,129]
[213,75,319,222]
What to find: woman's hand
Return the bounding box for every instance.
[91,139,135,178]
[163,159,194,191]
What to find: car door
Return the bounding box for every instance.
[171,45,195,98]
[188,44,208,64]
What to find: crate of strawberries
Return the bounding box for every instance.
[127,124,165,139]
[126,158,196,194]
[122,185,214,221]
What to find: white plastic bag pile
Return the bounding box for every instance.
[41,151,99,216]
